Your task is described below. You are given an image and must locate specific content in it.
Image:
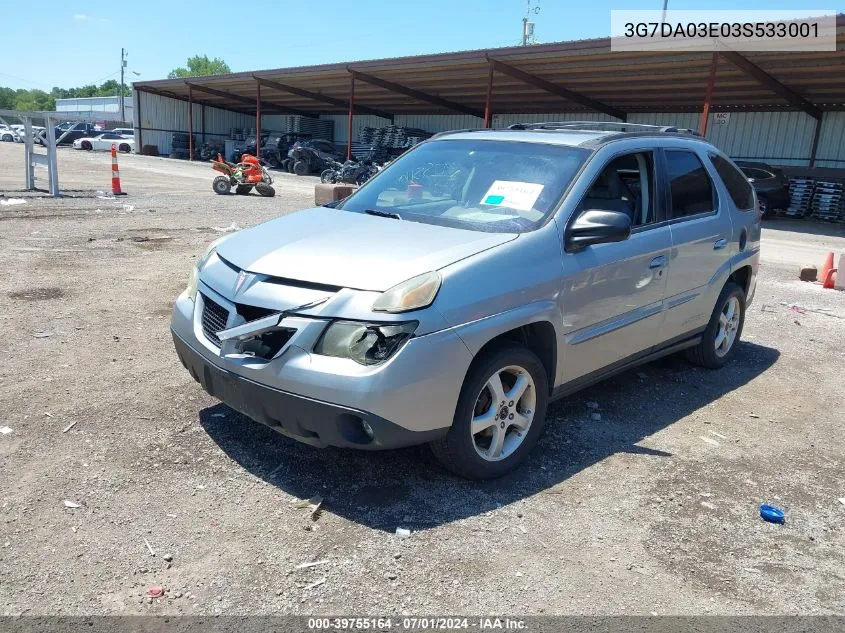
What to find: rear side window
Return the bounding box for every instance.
[665,150,715,219]
[712,155,755,209]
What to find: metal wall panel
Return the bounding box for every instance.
[815,112,845,168]
[136,91,253,155]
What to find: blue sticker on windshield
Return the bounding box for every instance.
[484,195,505,205]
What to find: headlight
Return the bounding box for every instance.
[186,236,229,301]
[372,271,441,313]
[314,321,417,365]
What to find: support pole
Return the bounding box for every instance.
[188,86,194,161]
[256,81,262,157]
[809,114,823,167]
[347,73,355,161]
[136,90,143,150]
[45,115,59,196]
[201,103,206,145]
[699,52,718,136]
[484,61,494,129]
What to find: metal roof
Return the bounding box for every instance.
[134,17,845,119]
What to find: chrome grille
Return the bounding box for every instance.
[200,295,229,346]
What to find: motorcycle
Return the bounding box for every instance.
[320,155,379,186]
[211,153,275,197]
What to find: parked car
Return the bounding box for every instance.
[171,122,760,479]
[0,125,20,142]
[52,121,98,145]
[72,132,134,153]
[287,138,346,175]
[260,132,312,169]
[735,161,789,217]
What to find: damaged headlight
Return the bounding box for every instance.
[187,236,229,301]
[314,321,418,365]
[372,271,441,313]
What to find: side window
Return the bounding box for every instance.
[710,154,754,210]
[578,151,656,228]
[665,150,715,219]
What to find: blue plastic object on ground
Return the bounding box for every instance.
[760,504,785,524]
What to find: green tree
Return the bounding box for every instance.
[12,89,54,112]
[167,55,231,79]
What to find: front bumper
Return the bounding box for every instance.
[171,282,473,450]
[172,331,446,449]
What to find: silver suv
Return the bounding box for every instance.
[171,122,760,479]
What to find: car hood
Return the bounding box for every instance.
[216,207,517,291]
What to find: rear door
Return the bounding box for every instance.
[659,147,734,343]
[559,148,672,384]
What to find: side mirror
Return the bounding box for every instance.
[565,209,632,252]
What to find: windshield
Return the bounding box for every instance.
[337,138,590,232]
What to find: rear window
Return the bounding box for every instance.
[711,155,755,210]
[665,150,716,219]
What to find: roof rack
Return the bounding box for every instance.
[507,121,702,136]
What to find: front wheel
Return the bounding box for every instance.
[685,281,746,369]
[212,176,231,195]
[320,169,335,184]
[430,344,549,480]
[81,140,92,150]
[1,134,12,142]
[292,160,309,176]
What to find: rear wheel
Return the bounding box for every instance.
[430,344,549,480]
[235,184,253,195]
[292,160,309,176]
[255,183,275,197]
[320,169,335,183]
[2,133,13,142]
[212,176,231,195]
[118,143,130,153]
[685,281,746,369]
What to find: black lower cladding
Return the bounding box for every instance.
[172,330,447,450]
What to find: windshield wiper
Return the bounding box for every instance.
[364,209,402,220]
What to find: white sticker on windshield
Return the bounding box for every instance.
[481,180,544,212]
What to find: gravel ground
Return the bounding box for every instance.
[0,143,843,616]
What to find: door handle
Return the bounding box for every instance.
[713,238,728,250]
[649,255,667,269]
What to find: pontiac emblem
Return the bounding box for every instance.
[234,270,252,294]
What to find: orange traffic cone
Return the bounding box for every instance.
[819,252,834,284]
[822,268,837,289]
[110,144,126,196]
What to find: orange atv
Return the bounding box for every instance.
[211,153,275,197]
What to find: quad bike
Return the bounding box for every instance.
[320,156,379,186]
[211,153,275,197]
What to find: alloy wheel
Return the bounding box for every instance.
[471,365,536,462]
[715,296,741,358]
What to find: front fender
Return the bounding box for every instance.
[451,300,561,356]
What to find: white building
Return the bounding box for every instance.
[55,94,133,123]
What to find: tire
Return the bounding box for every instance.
[429,343,549,480]
[1,134,12,142]
[81,141,92,151]
[255,183,275,197]
[235,184,253,195]
[320,169,335,184]
[212,176,231,195]
[118,143,131,153]
[685,281,746,369]
[292,160,309,176]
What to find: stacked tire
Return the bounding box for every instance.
[170,132,196,160]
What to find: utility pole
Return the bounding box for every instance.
[120,48,127,121]
[521,0,540,46]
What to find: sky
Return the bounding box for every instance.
[0,0,837,90]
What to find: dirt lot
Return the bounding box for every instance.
[0,143,844,616]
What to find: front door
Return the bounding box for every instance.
[558,150,671,384]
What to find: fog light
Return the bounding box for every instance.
[361,419,375,440]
